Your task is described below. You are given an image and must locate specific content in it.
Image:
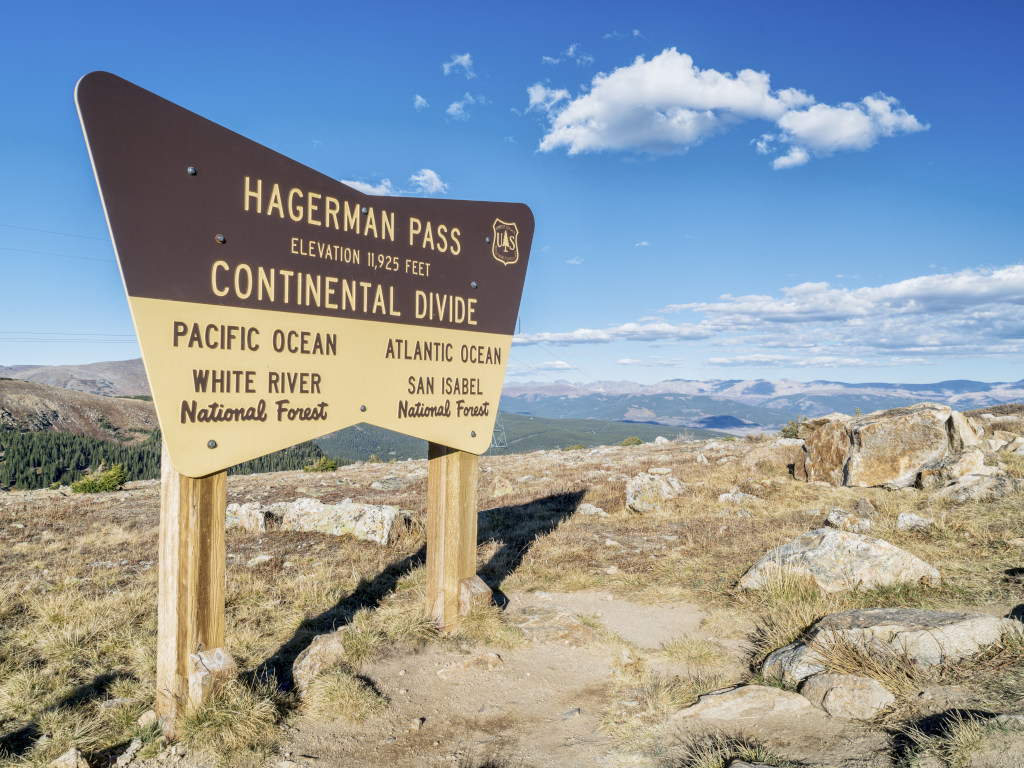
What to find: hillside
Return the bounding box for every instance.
[2,420,1022,767]
[0,378,157,441]
[0,358,151,397]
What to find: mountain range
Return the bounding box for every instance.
[4,358,1023,432]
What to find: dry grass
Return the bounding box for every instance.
[301,667,387,723]
[810,631,923,698]
[896,711,997,768]
[666,731,798,768]
[177,677,283,764]
[3,430,1024,764]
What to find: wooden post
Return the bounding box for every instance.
[426,442,488,630]
[156,440,231,738]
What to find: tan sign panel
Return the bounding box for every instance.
[76,72,532,477]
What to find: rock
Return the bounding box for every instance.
[1007,538,1024,548]
[825,507,871,533]
[763,608,1021,684]
[188,647,237,705]
[655,436,670,445]
[671,684,820,722]
[848,404,964,488]
[897,512,934,532]
[798,404,981,488]
[917,449,985,489]
[625,472,682,513]
[738,528,940,593]
[370,475,412,491]
[799,672,895,719]
[246,554,272,567]
[115,737,143,768]
[292,629,349,694]
[798,413,852,485]
[278,497,410,545]
[696,453,709,465]
[225,501,268,532]
[935,472,1023,503]
[854,497,878,517]
[576,503,607,516]
[48,749,89,768]
[137,709,158,728]
[718,487,756,503]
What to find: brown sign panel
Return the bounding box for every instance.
[76,72,533,477]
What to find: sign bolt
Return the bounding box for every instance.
[215,234,226,244]
[485,236,491,243]
[361,206,368,215]
[360,405,367,412]
[186,166,197,176]
[471,281,478,289]
[207,440,217,449]
[471,431,477,438]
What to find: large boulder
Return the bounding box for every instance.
[798,413,851,485]
[763,608,1021,684]
[798,403,980,488]
[279,497,410,544]
[226,497,411,544]
[738,528,940,593]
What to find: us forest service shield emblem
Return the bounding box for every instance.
[492,219,519,265]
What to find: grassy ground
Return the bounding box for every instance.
[1,430,1023,766]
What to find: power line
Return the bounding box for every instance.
[0,246,110,263]
[0,222,108,241]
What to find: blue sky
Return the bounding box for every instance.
[2,0,1022,386]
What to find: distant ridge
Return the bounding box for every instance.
[3,359,1022,431]
[0,358,150,397]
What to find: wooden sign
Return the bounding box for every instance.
[76,72,533,476]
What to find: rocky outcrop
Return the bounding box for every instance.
[762,608,1021,684]
[671,684,821,722]
[738,529,940,593]
[225,497,411,545]
[798,403,981,488]
[625,472,683,513]
[934,472,1024,503]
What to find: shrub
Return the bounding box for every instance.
[302,455,338,473]
[70,464,128,494]
[779,415,807,439]
[564,443,585,451]
[620,436,643,447]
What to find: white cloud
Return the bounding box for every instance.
[515,265,1024,369]
[341,178,398,195]
[448,92,486,120]
[413,94,429,110]
[514,321,713,346]
[566,257,584,265]
[526,84,570,116]
[409,168,448,195]
[532,48,926,167]
[604,29,643,39]
[442,53,475,78]
[635,240,650,247]
[772,146,809,169]
[618,357,685,367]
[543,43,593,66]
